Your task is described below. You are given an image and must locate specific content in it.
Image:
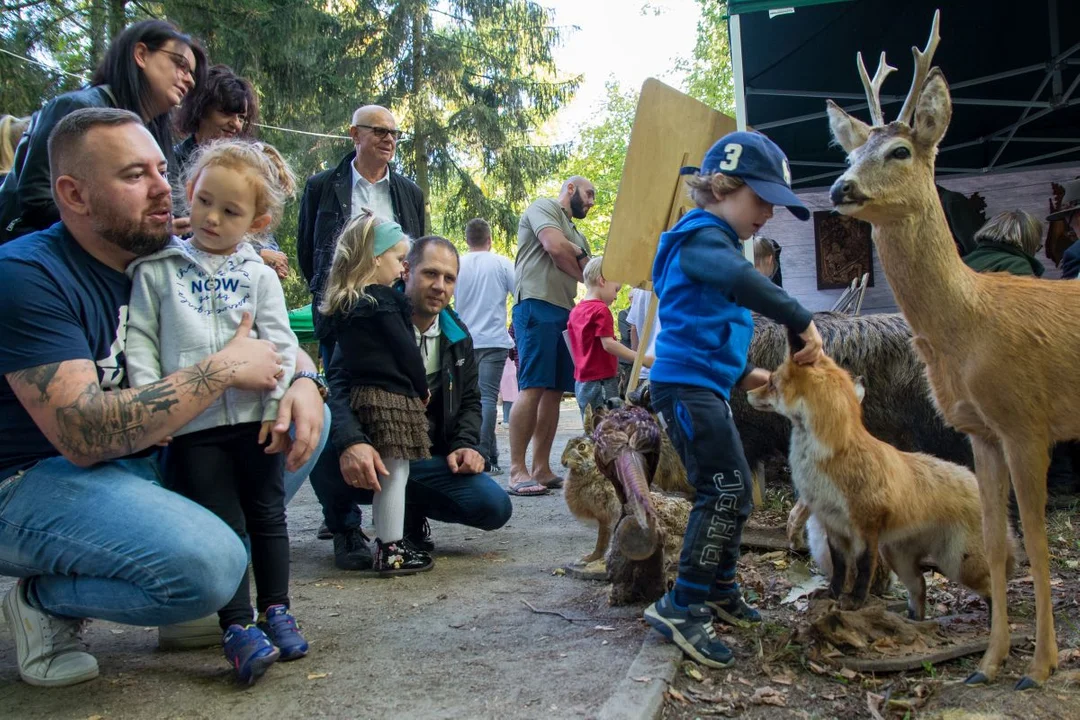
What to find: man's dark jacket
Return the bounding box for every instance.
[297,151,425,336]
[327,300,481,459]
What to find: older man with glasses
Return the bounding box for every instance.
[296,104,427,568]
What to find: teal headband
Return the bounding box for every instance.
[373,220,406,257]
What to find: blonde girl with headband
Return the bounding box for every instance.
[319,210,434,576]
[125,139,307,685]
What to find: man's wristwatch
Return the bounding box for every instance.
[292,371,329,401]
[576,248,589,262]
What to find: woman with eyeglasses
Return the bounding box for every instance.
[167,64,288,277]
[0,19,207,243]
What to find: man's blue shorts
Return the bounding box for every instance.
[512,298,575,393]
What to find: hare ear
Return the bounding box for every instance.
[583,405,595,433]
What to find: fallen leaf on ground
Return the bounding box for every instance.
[866,691,886,720]
[1059,648,1080,664]
[750,686,786,707]
[781,573,828,605]
[837,667,858,681]
[666,688,690,705]
[807,661,828,675]
[770,673,795,686]
[307,672,329,680]
[737,677,754,687]
[682,661,704,682]
[632,676,652,683]
[594,625,616,631]
[551,568,566,576]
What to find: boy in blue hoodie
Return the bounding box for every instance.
[644,131,823,668]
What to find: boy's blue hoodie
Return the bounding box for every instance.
[650,209,812,399]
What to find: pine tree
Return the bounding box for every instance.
[371,0,581,247]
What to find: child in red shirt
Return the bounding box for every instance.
[566,256,651,419]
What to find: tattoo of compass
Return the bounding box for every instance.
[179,360,234,397]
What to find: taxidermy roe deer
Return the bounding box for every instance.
[827,10,1080,690]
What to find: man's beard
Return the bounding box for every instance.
[569,189,588,220]
[92,201,172,257]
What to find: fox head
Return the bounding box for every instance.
[746,339,866,438]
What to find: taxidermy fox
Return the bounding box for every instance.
[747,343,1015,619]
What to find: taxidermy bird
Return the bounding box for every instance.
[591,403,663,562]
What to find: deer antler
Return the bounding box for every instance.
[857,51,897,127]
[897,9,941,126]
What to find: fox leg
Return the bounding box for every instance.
[850,530,881,609]
[883,543,926,620]
[827,535,850,601]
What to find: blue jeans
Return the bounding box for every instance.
[575,376,620,420]
[0,456,247,625]
[474,348,508,467]
[282,405,332,505]
[310,453,513,535]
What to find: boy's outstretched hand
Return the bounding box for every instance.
[794,321,824,365]
[737,368,771,392]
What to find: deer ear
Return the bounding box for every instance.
[827,99,871,153]
[912,68,951,148]
[852,375,866,404]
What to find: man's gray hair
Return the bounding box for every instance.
[48,107,144,182]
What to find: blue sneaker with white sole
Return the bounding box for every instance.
[222,624,279,685]
[257,605,309,661]
[644,591,735,668]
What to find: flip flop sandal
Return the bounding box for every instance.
[507,479,550,496]
[539,475,565,490]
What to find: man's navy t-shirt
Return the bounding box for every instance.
[0,223,131,479]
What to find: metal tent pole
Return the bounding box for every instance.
[729,12,756,261]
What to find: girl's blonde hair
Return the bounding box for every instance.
[685,172,746,208]
[1,115,31,175]
[975,210,1043,257]
[181,138,297,230]
[319,210,387,317]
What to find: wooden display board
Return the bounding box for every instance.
[602,78,737,290]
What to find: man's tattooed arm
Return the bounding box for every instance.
[7,358,241,467]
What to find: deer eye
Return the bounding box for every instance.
[889,146,912,160]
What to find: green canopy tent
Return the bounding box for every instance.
[725,0,1080,189]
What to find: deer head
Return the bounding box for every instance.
[828,10,951,224]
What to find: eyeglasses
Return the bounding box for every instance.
[158,49,194,81]
[353,124,403,140]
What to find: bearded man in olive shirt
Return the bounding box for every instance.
[507,176,594,496]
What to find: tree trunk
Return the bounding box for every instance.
[107,0,127,44]
[410,4,430,234]
[89,0,107,69]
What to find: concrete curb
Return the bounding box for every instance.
[596,631,681,720]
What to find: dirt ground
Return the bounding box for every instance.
[5,405,1080,720]
[0,400,651,720]
[660,487,1080,720]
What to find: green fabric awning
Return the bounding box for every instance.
[288,304,316,344]
[727,0,851,16]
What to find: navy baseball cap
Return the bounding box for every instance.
[699,131,810,221]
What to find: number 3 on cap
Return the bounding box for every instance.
[719,143,743,171]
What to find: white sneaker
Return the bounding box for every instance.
[2,580,99,687]
[158,614,222,650]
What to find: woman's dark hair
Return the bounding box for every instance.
[91,20,208,165]
[175,64,260,138]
